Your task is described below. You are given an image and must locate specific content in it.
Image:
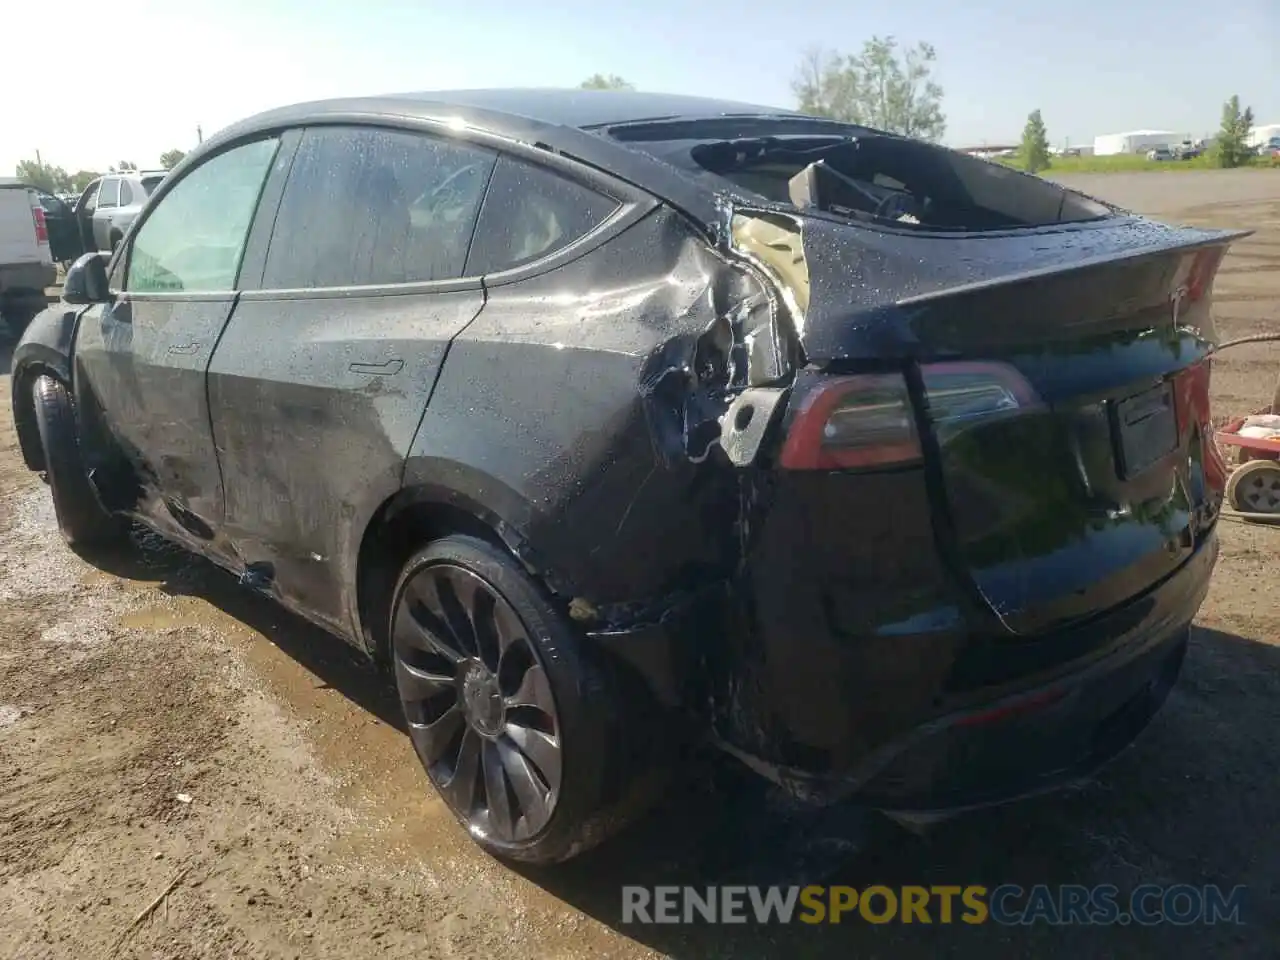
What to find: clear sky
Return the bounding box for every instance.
[3,0,1276,176]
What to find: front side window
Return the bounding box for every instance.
[126,137,279,293]
[464,157,619,275]
[98,177,120,208]
[261,126,497,289]
[80,180,101,213]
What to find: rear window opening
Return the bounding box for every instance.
[608,121,1112,232]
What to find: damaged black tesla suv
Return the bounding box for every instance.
[11,90,1242,863]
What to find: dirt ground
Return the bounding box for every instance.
[1,170,1278,960]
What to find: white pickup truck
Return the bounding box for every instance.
[0,178,56,335]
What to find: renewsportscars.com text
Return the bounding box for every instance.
[621,884,1246,926]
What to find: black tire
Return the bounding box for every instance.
[389,534,664,863]
[32,375,127,547]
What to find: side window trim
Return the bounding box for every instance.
[462,154,623,278]
[119,136,282,296]
[236,128,303,291]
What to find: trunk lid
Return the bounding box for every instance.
[775,213,1245,635]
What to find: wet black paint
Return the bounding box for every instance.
[10,91,1242,818]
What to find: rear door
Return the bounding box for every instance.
[72,136,284,550]
[206,124,496,634]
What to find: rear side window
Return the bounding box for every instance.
[262,126,497,289]
[119,181,134,206]
[126,137,280,293]
[99,178,120,208]
[464,158,619,275]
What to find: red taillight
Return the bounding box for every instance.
[780,362,1038,472]
[31,205,48,245]
[780,373,921,470]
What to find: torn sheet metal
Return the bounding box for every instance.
[719,387,788,468]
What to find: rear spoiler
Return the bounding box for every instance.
[895,227,1254,307]
[730,208,1250,361]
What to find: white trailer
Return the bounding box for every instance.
[1248,123,1280,148]
[1093,130,1187,156]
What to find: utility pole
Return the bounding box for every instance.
[196,125,204,144]
[35,149,42,167]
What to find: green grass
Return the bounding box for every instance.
[994,153,1274,174]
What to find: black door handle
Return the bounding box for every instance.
[350,358,404,376]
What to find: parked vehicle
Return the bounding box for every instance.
[11,89,1242,863]
[0,178,56,334]
[69,170,166,254]
[1173,141,1201,160]
[1147,146,1175,161]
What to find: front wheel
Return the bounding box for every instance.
[32,375,128,547]
[389,534,664,863]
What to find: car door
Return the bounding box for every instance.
[38,192,81,262]
[206,124,497,636]
[73,178,100,253]
[72,136,285,552]
[112,179,137,242]
[93,177,119,251]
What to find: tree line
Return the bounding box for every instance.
[580,39,948,141]
[14,45,1266,191]
[1018,94,1260,173]
[584,51,1261,173]
[14,148,187,197]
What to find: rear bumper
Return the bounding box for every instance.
[0,261,56,297]
[711,520,1217,809]
[859,616,1189,812]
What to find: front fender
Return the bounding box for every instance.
[11,302,86,470]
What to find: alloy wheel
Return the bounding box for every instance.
[392,563,562,843]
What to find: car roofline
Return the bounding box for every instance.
[190,95,734,230]
[170,93,897,233]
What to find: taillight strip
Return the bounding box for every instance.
[31,204,49,245]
